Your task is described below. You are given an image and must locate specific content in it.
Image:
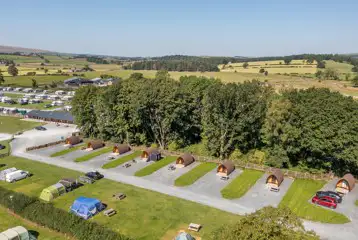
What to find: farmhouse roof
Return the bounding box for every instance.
[26,110,74,122]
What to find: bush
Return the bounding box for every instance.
[0,187,130,240]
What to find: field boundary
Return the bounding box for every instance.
[131,146,337,181]
[26,140,65,151]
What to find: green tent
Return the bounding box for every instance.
[39,183,66,202]
[0,226,31,240]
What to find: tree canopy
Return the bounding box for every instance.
[7,64,18,76]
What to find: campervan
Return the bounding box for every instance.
[5,170,30,183]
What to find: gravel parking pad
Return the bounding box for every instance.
[318,180,358,221]
[111,158,154,176]
[143,162,200,186]
[30,144,68,157]
[235,174,294,210]
[184,169,242,198]
[82,151,134,169]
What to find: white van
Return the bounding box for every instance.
[5,170,30,183]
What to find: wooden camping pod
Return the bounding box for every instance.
[266,169,284,187]
[217,161,235,176]
[141,148,161,161]
[336,173,355,194]
[87,140,104,150]
[65,136,81,145]
[113,144,131,154]
[176,153,195,167]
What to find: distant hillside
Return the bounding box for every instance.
[0,45,52,54]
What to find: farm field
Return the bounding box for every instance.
[220,170,264,199]
[0,206,65,240]
[50,143,85,157]
[3,75,68,87]
[174,162,217,187]
[324,60,354,74]
[279,179,349,224]
[0,156,241,240]
[0,116,42,134]
[134,156,177,177]
[74,147,112,162]
[102,151,141,169]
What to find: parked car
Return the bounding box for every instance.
[316,191,342,203]
[78,175,95,184]
[220,176,229,181]
[5,170,30,183]
[0,144,5,150]
[44,104,52,108]
[312,195,337,209]
[85,171,104,180]
[35,126,46,131]
[107,156,115,160]
[168,165,176,171]
[58,178,79,192]
[124,163,131,168]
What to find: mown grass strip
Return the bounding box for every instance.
[279,179,350,224]
[0,140,10,155]
[134,156,176,177]
[50,143,85,157]
[355,200,358,207]
[74,147,112,163]
[221,169,263,199]
[174,162,217,187]
[102,151,141,169]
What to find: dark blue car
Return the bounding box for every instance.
[85,171,104,181]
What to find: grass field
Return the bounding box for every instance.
[279,179,349,224]
[0,156,241,240]
[174,162,217,187]
[220,170,264,199]
[324,60,354,74]
[0,101,56,110]
[102,151,141,169]
[74,147,112,162]
[0,116,42,134]
[0,140,10,155]
[0,206,66,240]
[134,156,177,177]
[3,75,68,87]
[50,144,85,157]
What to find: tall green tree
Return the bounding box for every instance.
[243,62,249,69]
[71,86,100,137]
[210,207,318,240]
[352,75,358,87]
[7,64,18,76]
[202,81,271,159]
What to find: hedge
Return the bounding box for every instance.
[0,187,131,240]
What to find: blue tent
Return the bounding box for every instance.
[70,197,103,219]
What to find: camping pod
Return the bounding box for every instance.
[217,161,235,176]
[113,144,131,155]
[336,173,355,194]
[86,140,104,151]
[0,226,30,240]
[70,196,104,220]
[176,153,195,168]
[39,183,66,202]
[65,136,81,146]
[266,169,284,189]
[141,148,161,161]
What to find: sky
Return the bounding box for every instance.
[1,0,358,57]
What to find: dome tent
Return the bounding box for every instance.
[70,197,104,220]
[175,232,195,240]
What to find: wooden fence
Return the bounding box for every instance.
[132,146,337,181]
[26,140,66,151]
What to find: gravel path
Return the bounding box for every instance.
[8,124,358,240]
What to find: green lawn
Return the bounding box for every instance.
[102,151,141,169]
[174,162,217,187]
[355,200,358,207]
[0,101,57,110]
[0,116,42,134]
[279,179,350,224]
[50,144,85,157]
[221,169,264,199]
[74,147,112,162]
[134,156,177,177]
[3,75,68,87]
[0,156,241,240]
[0,206,65,240]
[0,140,10,155]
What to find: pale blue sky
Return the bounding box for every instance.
[1,0,357,57]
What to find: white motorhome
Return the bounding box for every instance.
[5,170,30,183]
[55,90,66,95]
[24,94,35,99]
[22,88,33,93]
[49,95,60,100]
[36,94,48,100]
[62,95,73,101]
[51,100,64,106]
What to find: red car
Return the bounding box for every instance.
[312,195,337,209]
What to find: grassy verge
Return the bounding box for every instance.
[0,140,10,155]
[221,169,264,199]
[279,179,350,224]
[0,206,66,240]
[174,162,217,187]
[102,151,141,169]
[0,116,42,134]
[355,200,358,207]
[74,147,112,162]
[50,144,85,157]
[0,156,241,240]
[134,156,176,177]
